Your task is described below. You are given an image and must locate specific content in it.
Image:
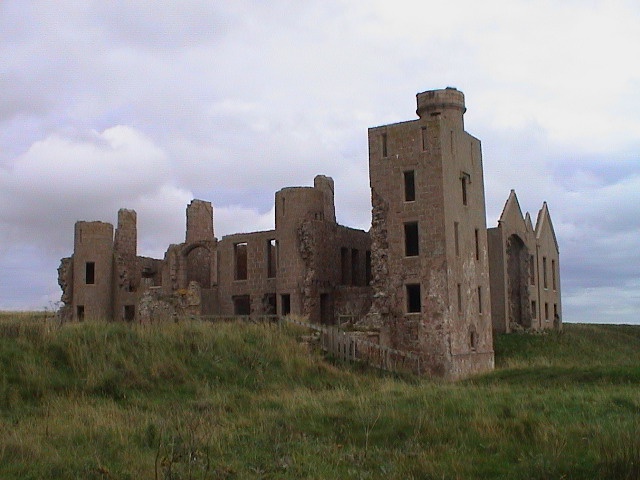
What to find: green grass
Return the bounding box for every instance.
[1,313,639,479]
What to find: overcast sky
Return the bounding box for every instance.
[1,1,639,324]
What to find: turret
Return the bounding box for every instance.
[416,87,466,129]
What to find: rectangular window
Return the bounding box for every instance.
[478,286,483,313]
[543,256,548,289]
[404,170,416,202]
[554,303,558,320]
[281,294,291,316]
[404,222,419,256]
[365,251,372,286]
[85,262,95,285]
[351,249,359,286]
[77,305,85,322]
[340,247,349,285]
[124,305,135,322]
[461,176,468,205]
[233,295,251,316]
[267,239,277,278]
[454,222,460,256]
[234,243,248,280]
[264,293,277,315]
[406,284,421,313]
[474,228,480,261]
[530,255,536,285]
[421,126,427,151]
[457,283,462,313]
[531,300,537,318]
[552,259,556,290]
[545,302,549,321]
[381,132,388,157]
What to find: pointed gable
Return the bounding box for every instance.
[535,202,559,252]
[524,212,534,233]
[497,189,527,236]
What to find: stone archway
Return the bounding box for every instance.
[506,234,531,328]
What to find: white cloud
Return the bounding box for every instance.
[0,0,639,324]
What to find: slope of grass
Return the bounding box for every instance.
[1,314,639,479]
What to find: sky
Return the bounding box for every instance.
[1,0,639,324]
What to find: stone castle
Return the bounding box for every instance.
[58,88,561,378]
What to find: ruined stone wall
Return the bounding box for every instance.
[535,207,561,330]
[439,112,494,372]
[313,174,336,224]
[72,221,114,320]
[298,219,371,324]
[274,186,325,316]
[186,200,214,244]
[367,88,494,379]
[216,230,277,316]
[367,115,448,363]
[57,256,73,320]
[487,227,507,333]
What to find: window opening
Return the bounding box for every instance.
[77,305,85,321]
[404,170,416,202]
[124,305,135,322]
[543,256,548,289]
[234,242,248,280]
[531,300,537,318]
[365,251,372,286]
[545,302,549,321]
[381,132,388,157]
[454,222,460,256]
[478,286,483,313]
[406,284,421,313]
[267,239,277,278]
[233,295,251,316]
[470,330,478,351]
[530,255,536,285]
[457,283,463,313]
[404,222,419,257]
[264,293,277,315]
[421,126,427,151]
[340,247,349,285]
[552,259,556,290]
[320,293,333,325]
[281,294,291,316]
[475,228,480,261]
[351,249,359,286]
[85,262,95,285]
[461,176,468,205]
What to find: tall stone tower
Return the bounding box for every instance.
[367,87,494,379]
[72,221,114,321]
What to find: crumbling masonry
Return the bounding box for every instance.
[58,88,561,379]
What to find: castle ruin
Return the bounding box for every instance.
[58,88,562,379]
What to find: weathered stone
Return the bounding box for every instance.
[57,88,561,378]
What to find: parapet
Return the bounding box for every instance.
[416,87,466,126]
[74,221,114,249]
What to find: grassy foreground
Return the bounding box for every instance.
[1,314,639,479]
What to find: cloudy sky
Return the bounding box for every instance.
[1,1,639,324]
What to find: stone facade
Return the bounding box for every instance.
[364,88,494,378]
[58,87,562,378]
[59,178,372,326]
[487,191,562,333]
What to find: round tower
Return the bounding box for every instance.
[275,187,325,231]
[416,87,466,128]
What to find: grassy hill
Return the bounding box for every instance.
[1,313,639,479]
